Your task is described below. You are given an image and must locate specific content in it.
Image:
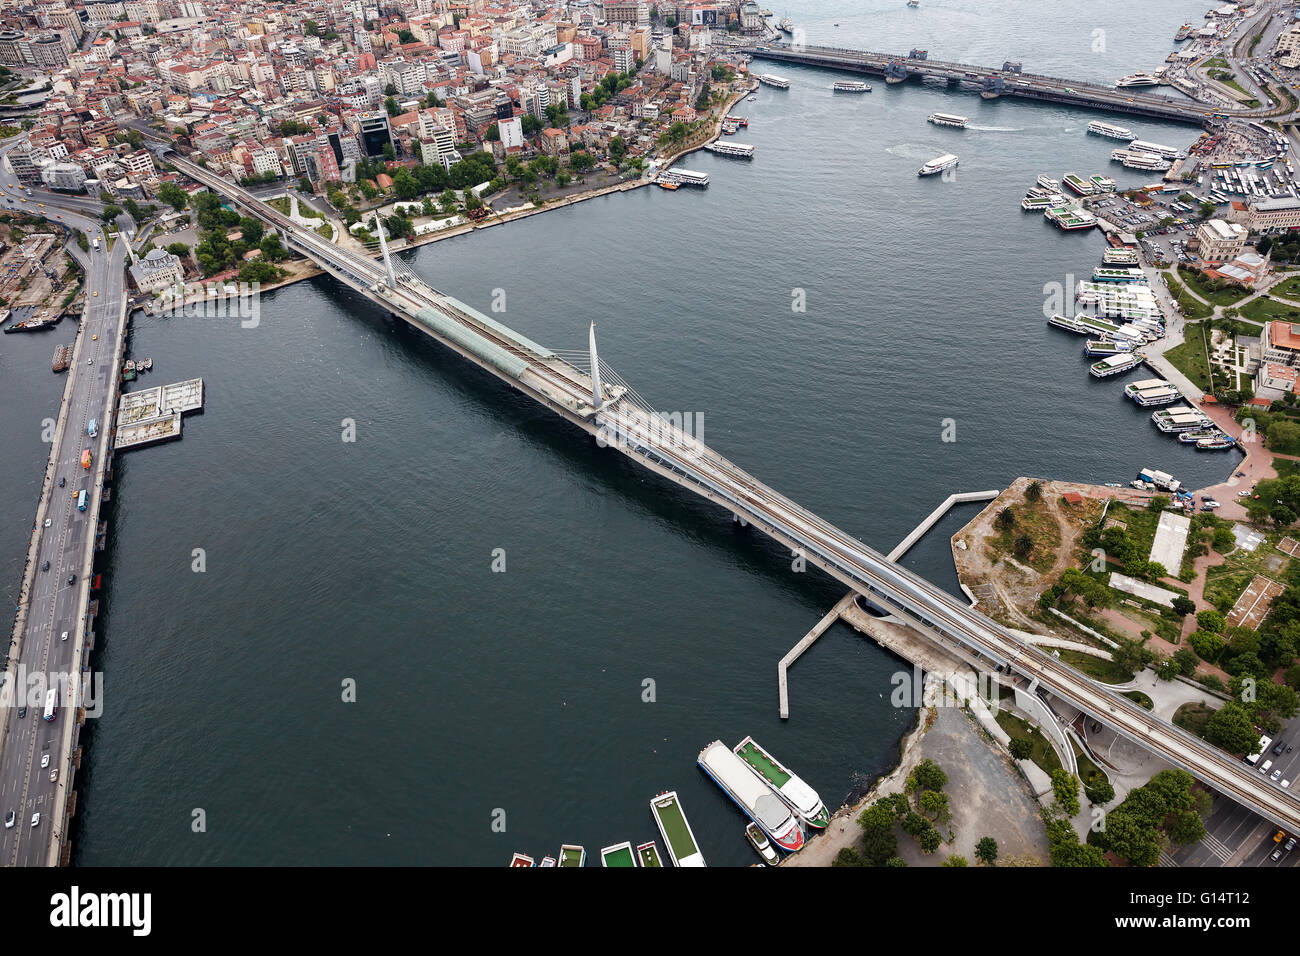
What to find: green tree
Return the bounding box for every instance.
[1013,533,1033,560]
[906,759,947,794]
[609,135,626,164]
[165,242,190,258]
[917,827,941,854]
[995,507,1015,530]
[1197,610,1226,634]
[157,182,189,211]
[1204,701,1260,755]
[975,837,998,866]
[919,789,950,823]
[941,855,968,867]
[101,204,122,222]
[384,96,400,116]
[304,19,319,36]
[1051,769,1081,815]
[382,141,396,162]
[1211,527,1235,553]
[1008,737,1032,760]
[1189,629,1225,662]
[1171,595,1196,616]
[1025,480,1043,503]
[1085,777,1115,806]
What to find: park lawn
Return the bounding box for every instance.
[995,710,1063,776]
[1163,331,1214,392]
[1164,271,1214,320]
[1124,690,1154,710]
[1240,295,1300,324]
[1271,274,1300,300]
[1178,267,1252,307]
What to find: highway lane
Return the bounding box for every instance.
[0,138,124,866]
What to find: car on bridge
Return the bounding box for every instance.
[3,811,11,828]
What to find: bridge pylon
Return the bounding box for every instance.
[374,213,397,289]
[588,322,605,411]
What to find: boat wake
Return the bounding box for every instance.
[968,125,1021,132]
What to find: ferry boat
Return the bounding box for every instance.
[1089,174,1117,192]
[1062,173,1096,196]
[1102,247,1140,265]
[1127,139,1180,161]
[927,112,969,129]
[698,741,804,852]
[703,140,755,158]
[635,841,663,867]
[918,153,958,176]
[833,80,871,92]
[1178,428,1223,443]
[1110,149,1170,171]
[1048,312,1125,337]
[650,791,706,867]
[734,735,830,828]
[660,168,709,187]
[1090,352,1143,378]
[1093,267,1146,284]
[1116,72,1162,88]
[1088,120,1136,140]
[1138,467,1182,492]
[1037,174,1062,191]
[777,16,793,33]
[509,853,534,867]
[599,842,637,867]
[1022,195,1059,211]
[1152,406,1212,433]
[558,844,586,867]
[1046,205,1098,230]
[746,822,779,864]
[1083,339,1134,357]
[1125,379,1180,406]
[1196,436,1236,450]
[756,73,790,89]
[1175,23,1195,41]
[538,855,557,867]
[724,115,749,127]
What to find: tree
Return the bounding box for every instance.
[304,19,319,36]
[919,789,950,823]
[1051,769,1081,816]
[521,114,543,135]
[995,507,1015,531]
[570,150,595,172]
[974,837,998,866]
[907,759,947,794]
[1204,701,1260,755]
[1168,809,1206,845]
[157,182,188,212]
[382,141,396,162]
[384,96,400,116]
[1197,609,1226,634]
[832,847,867,866]
[238,217,264,247]
[101,205,122,223]
[941,855,968,867]
[1025,480,1042,503]
[1008,737,1032,760]
[609,135,626,164]
[1013,533,1033,560]
[1171,595,1196,617]
[1273,503,1297,528]
[1172,647,1199,677]
[1085,776,1115,805]
[1189,629,1225,662]
[1211,527,1235,553]
[917,827,942,854]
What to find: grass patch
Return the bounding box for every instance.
[1270,274,1300,301]
[1123,690,1154,710]
[1163,324,1214,392]
[1056,647,1134,684]
[1203,528,1292,611]
[1178,266,1252,307]
[1164,270,1214,320]
[1239,295,1300,325]
[1173,701,1216,738]
[986,495,1061,574]
[995,710,1063,776]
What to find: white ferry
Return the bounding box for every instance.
[1102,247,1140,265]
[756,73,790,89]
[1046,205,1098,231]
[927,112,969,129]
[734,736,830,829]
[1037,174,1062,191]
[704,141,755,158]
[1090,352,1143,378]
[1088,120,1135,140]
[697,741,804,852]
[1128,384,1181,407]
[1111,149,1171,171]
[1116,72,1162,88]
[1127,139,1181,161]
[918,153,959,176]
[833,80,871,92]
[1083,339,1134,357]
[1152,406,1212,433]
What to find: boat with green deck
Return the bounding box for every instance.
[650,791,706,867]
[636,840,664,867]
[734,736,830,829]
[558,844,586,867]
[600,842,637,867]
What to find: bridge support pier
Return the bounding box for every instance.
[732,513,749,528]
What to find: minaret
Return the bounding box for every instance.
[375,213,396,288]
[588,322,604,410]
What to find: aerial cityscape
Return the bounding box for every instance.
[0,0,1299,898]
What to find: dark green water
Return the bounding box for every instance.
[0,0,1235,865]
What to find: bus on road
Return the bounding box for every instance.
[76,489,87,511]
[43,686,57,722]
[80,449,91,469]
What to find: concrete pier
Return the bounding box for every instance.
[114,378,203,449]
[779,489,1002,718]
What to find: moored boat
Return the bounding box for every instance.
[636,841,664,867]
[733,735,830,829]
[599,841,637,867]
[1090,352,1143,378]
[698,740,804,852]
[746,822,779,864]
[538,855,557,867]
[509,852,535,867]
[558,844,586,867]
[650,791,706,866]
[1196,436,1236,450]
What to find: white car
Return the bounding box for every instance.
[1238,490,1251,497]
[49,769,57,783]
[39,753,48,769]
[3,811,12,829]
[59,631,67,642]
[30,813,39,828]
[87,358,92,365]
[43,518,50,527]
[1283,779,1291,789]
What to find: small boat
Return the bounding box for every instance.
[658,181,679,190]
[1196,437,1236,450]
[509,853,535,867]
[538,856,557,867]
[1103,482,1122,488]
[124,360,136,372]
[636,841,663,867]
[141,357,152,370]
[745,822,779,864]
[600,841,637,867]
[558,844,585,867]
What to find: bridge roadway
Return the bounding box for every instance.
[750,44,1253,125]
[168,153,1300,833]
